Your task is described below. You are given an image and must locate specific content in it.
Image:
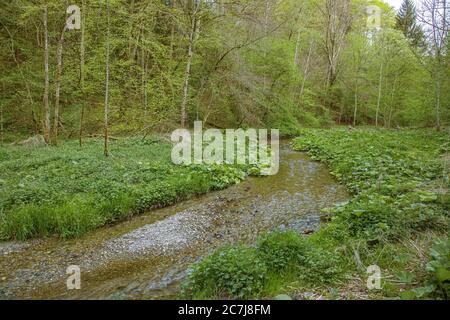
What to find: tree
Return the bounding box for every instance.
[0,0,446,137]
[396,0,426,49]
[180,0,202,128]
[43,5,51,144]
[1,83,3,146]
[53,23,68,145]
[322,0,352,88]
[418,0,449,130]
[104,0,110,157]
[79,0,86,147]
[2,25,38,134]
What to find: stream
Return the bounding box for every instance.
[0,141,348,299]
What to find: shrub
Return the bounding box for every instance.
[422,237,450,299]
[330,193,400,240]
[181,246,267,299]
[400,237,450,300]
[181,231,343,299]
[302,246,342,284]
[256,231,309,271]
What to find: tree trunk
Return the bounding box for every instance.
[324,0,351,89]
[388,75,397,129]
[293,30,301,66]
[435,64,441,131]
[53,25,68,145]
[0,85,3,146]
[4,26,38,134]
[141,28,147,114]
[79,0,86,147]
[170,0,176,58]
[353,80,358,127]
[127,0,135,59]
[180,0,201,128]
[375,62,383,127]
[264,0,270,36]
[298,41,313,102]
[435,0,445,131]
[43,6,50,144]
[104,0,110,157]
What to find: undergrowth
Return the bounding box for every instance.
[0,137,256,240]
[181,128,449,300]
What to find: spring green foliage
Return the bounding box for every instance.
[292,129,449,241]
[181,129,449,299]
[423,238,450,299]
[257,230,310,271]
[398,238,450,299]
[0,137,254,240]
[181,245,268,299]
[181,231,341,299]
[0,0,448,141]
[395,0,425,49]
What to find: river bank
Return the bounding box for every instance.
[181,128,449,300]
[0,137,252,240]
[0,141,348,299]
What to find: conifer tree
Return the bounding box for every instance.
[395,0,425,49]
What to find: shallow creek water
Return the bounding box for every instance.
[0,141,348,299]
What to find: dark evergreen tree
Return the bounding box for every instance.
[395,0,425,49]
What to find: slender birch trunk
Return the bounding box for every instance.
[353,80,358,127]
[53,25,68,145]
[141,26,148,114]
[79,0,86,147]
[388,75,397,129]
[435,63,441,131]
[0,84,3,146]
[127,0,135,59]
[170,0,176,58]
[299,41,313,101]
[375,62,383,127]
[104,0,110,157]
[180,0,201,128]
[293,30,301,66]
[43,6,50,144]
[435,0,445,131]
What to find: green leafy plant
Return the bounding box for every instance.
[0,138,254,240]
[422,238,450,299]
[256,231,309,271]
[181,246,267,299]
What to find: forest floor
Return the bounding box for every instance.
[0,137,253,240]
[181,128,449,300]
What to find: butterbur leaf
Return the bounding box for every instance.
[419,192,438,203]
[412,284,435,298]
[353,210,365,217]
[434,266,450,283]
[396,271,415,284]
[394,254,411,264]
[399,290,417,300]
